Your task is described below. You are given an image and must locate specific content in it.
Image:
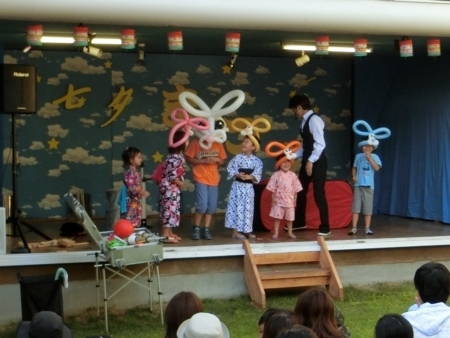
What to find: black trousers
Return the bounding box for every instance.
[294,156,329,232]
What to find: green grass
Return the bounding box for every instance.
[0,282,416,338]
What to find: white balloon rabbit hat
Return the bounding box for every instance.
[353,120,391,150]
[179,90,245,149]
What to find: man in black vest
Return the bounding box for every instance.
[289,94,330,236]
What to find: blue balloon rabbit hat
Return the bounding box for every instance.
[352,120,391,150]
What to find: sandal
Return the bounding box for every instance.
[271,234,278,240]
[162,236,179,244]
[173,235,182,240]
[232,233,246,239]
[288,234,297,239]
[245,233,256,239]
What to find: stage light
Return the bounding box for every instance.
[136,43,146,66]
[83,45,103,58]
[295,51,310,67]
[225,53,238,69]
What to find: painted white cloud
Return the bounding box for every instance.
[182,179,195,192]
[47,73,69,86]
[244,92,256,105]
[112,70,125,85]
[333,165,342,169]
[123,131,133,137]
[168,71,190,85]
[289,73,310,88]
[320,115,345,131]
[22,204,33,209]
[126,114,168,131]
[48,164,70,177]
[131,65,147,73]
[30,141,45,150]
[217,81,226,86]
[4,148,38,166]
[266,87,279,95]
[196,65,212,74]
[282,108,294,117]
[314,67,328,76]
[113,180,123,189]
[91,113,101,117]
[143,86,158,95]
[37,102,61,118]
[2,188,12,195]
[340,109,351,117]
[324,88,337,96]
[28,50,43,58]
[333,83,342,88]
[231,72,249,86]
[112,160,124,175]
[99,141,112,149]
[3,55,17,64]
[38,194,62,210]
[48,124,69,138]
[145,203,158,216]
[113,135,126,143]
[15,119,26,127]
[3,148,12,164]
[154,81,163,85]
[255,65,270,74]
[61,56,106,74]
[62,147,106,165]
[69,186,84,194]
[80,118,95,127]
[254,113,288,131]
[276,82,284,86]
[207,86,222,95]
[327,171,337,178]
[101,52,112,60]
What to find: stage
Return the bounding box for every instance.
[1,214,450,325]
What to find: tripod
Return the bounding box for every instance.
[7,113,52,253]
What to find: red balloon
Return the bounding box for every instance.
[113,219,134,238]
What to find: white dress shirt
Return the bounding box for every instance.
[294,110,326,163]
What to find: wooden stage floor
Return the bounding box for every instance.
[5,213,450,254]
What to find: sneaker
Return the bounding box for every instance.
[365,228,374,235]
[285,225,307,231]
[318,231,331,236]
[347,228,357,235]
[202,227,212,240]
[191,226,201,240]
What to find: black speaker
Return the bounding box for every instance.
[0,64,37,114]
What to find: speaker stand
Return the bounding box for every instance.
[7,114,52,253]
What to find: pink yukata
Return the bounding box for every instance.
[159,153,185,228]
[265,170,303,221]
[123,166,143,227]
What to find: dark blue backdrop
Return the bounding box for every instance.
[354,56,450,223]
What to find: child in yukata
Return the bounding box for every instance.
[266,154,303,240]
[225,135,263,239]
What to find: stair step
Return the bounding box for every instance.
[253,251,320,265]
[260,268,330,289]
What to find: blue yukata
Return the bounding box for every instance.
[225,153,263,233]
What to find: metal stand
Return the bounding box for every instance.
[94,252,164,333]
[8,114,52,253]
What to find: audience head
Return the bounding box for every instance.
[258,308,282,338]
[375,314,413,338]
[294,288,343,338]
[16,311,72,338]
[164,291,204,338]
[263,310,300,338]
[276,325,318,338]
[414,261,450,304]
[177,312,229,338]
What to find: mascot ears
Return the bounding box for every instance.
[352,120,391,149]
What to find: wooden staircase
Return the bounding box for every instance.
[243,236,343,308]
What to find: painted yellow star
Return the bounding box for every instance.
[289,90,297,97]
[104,60,112,69]
[78,97,86,106]
[222,65,231,74]
[36,75,42,83]
[48,137,60,150]
[152,151,164,163]
[313,106,320,113]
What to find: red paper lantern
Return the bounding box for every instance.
[315,36,329,55]
[121,29,136,49]
[27,25,43,46]
[113,219,134,238]
[399,39,413,57]
[225,32,241,53]
[167,31,183,51]
[427,39,441,57]
[73,26,89,47]
[354,38,367,57]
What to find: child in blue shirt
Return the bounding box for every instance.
[348,143,382,235]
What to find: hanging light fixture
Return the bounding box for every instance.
[120,29,136,49]
[399,37,413,57]
[73,25,89,47]
[295,51,310,67]
[167,31,183,51]
[427,39,441,57]
[27,25,43,46]
[354,39,368,57]
[315,36,329,55]
[225,32,241,53]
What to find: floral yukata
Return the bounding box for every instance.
[123,166,143,227]
[225,153,263,233]
[159,153,185,228]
